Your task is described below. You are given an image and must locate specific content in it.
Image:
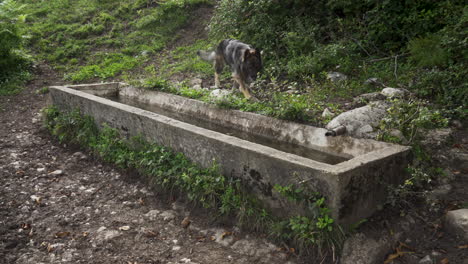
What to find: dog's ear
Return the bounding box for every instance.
[242,48,257,61]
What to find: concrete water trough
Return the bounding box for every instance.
[48,82,411,225]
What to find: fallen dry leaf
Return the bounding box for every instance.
[181,216,191,229]
[138,197,145,205]
[47,243,54,252]
[384,242,415,264]
[221,231,232,239]
[458,245,468,249]
[54,231,71,238]
[145,230,159,238]
[440,258,449,264]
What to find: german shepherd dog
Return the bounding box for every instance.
[197,39,262,99]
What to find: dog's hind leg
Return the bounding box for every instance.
[233,74,252,99]
[214,55,224,88]
[232,80,239,90]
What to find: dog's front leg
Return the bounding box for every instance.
[214,55,224,88]
[233,74,252,99]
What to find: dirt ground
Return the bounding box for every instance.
[0,65,299,264]
[1,63,467,264]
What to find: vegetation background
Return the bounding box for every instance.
[1,0,467,260]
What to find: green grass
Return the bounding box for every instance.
[21,0,215,82]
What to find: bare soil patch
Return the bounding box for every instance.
[0,64,297,264]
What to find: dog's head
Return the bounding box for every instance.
[241,48,262,83]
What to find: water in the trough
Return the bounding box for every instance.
[108,96,349,165]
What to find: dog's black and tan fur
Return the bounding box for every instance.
[197,39,262,99]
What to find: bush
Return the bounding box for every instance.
[209,0,467,110]
[0,0,31,94]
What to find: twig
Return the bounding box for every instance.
[394,55,398,79]
[367,52,409,63]
[349,36,371,57]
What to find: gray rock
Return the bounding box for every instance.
[192,84,202,90]
[160,210,176,222]
[451,120,463,129]
[231,239,276,259]
[364,78,384,87]
[388,129,409,144]
[189,78,203,86]
[95,229,121,243]
[381,87,408,98]
[145,209,160,220]
[419,255,432,264]
[356,124,374,137]
[72,151,87,160]
[354,92,386,103]
[141,50,151,57]
[210,89,232,99]
[213,228,235,247]
[326,101,389,138]
[49,170,63,176]
[341,233,395,264]
[428,184,452,200]
[421,128,453,149]
[322,108,334,118]
[445,209,468,241]
[327,71,348,82]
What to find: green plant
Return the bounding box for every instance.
[43,106,344,257]
[273,184,345,255]
[377,98,449,144]
[36,86,49,94]
[0,0,31,94]
[408,35,449,68]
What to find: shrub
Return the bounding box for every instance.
[0,0,31,94]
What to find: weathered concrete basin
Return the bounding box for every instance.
[48,82,411,225]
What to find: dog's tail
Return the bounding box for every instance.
[197,50,216,62]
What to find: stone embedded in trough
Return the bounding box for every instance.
[48,83,410,225]
[326,101,390,138]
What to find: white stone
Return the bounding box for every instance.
[381,87,407,98]
[327,71,348,82]
[49,170,63,175]
[445,209,468,241]
[189,78,203,86]
[326,101,389,138]
[210,89,232,99]
[341,233,396,264]
[419,255,432,264]
[172,245,181,251]
[145,209,160,220]
[160,210,176,222]
[322,108,334,118]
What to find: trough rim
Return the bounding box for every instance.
[49,83,411,175]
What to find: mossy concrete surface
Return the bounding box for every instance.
[48,83,411,225]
